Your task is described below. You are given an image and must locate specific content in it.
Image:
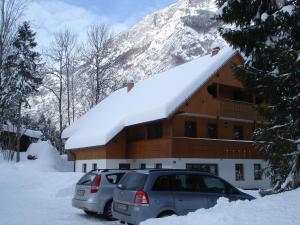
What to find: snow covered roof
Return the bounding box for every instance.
[62,47,237,150]
[3,124,42,139]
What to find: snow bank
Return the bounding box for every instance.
[25,141,72,172]
[0,141,73,172]
[142,189,300,225]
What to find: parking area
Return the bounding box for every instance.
[0,166,117,225]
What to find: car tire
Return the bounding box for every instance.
[103,200,113,219]
[158,211,175,218]
[84,210,95,216]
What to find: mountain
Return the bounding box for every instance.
[113,0,223,80]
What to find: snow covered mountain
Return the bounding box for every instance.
[113,0,223,80]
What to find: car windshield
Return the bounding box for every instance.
[118,172,147,191]
[77,172,97,186]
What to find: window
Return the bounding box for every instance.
[202,176,226,193]
[92,163,97,170]
[234,126,244,140]
[186,164,218,176]
[82,163,87,173]
[173,174,207,192]
[152,175,172,191]
[140,163,146,169]
[155,163,162,169]
[119,163,130,169]
[254,164,262,180]
[147,122,163,139]
[207,124,217,139]
[106,173,125,184]
[118,172,148,191]
[77,172,96,185]
[207,83,217,97]
[185,121,197,138]
[235,164,244,181]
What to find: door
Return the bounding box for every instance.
[172,174,210,215]
[201,175,228,208]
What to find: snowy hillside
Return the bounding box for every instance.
[113,0,223,80]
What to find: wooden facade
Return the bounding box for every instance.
[68,53,264,161]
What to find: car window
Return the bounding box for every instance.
[77,172,97,186]
[118,172,148,191]
[106,173,125,184]
[202,176,226,193]
[152,175,173,191]
[173,174,206,192]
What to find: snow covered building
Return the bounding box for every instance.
[1,123,42,151]
[62,46,270,189]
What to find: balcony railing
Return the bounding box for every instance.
[127,137,261,159]
[218,98,263,121]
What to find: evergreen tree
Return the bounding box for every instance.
[216,0,300,190]
[3,21,42,162]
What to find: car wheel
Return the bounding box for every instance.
[158,211,175,218]
[84,210,95,215]
[104,200,113,219]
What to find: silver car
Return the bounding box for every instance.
[72,169,128,219]
[113,169,255,225]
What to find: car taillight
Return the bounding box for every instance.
[134,191,149,206]
[91,175,101,193]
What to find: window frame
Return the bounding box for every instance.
[254,164,262,180]
[82,163,87,173]
[233,125,244,140]
[186,163,219,176]
[155,163,162,169]
[140,163,146,169]
[207,123,218,139]
[235,164,244,181]
[184,121,197,138]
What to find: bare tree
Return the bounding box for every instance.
[43,29,79,154]
[62,30,77,125]
[81,24,120,106]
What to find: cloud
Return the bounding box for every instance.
[25,0,110,48]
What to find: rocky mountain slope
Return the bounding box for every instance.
[113,0,223,80]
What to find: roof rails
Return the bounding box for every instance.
[90,168,134,173]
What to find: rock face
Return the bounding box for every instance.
[113,0,223,80]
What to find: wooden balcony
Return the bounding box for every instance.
[218,98,263,121]
[127,137,261,159]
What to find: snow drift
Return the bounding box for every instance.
[0,141,73,172]
[141,189,300,225]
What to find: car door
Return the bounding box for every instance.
[148,175,175,216]
[201,175,228,208]
[172,174,210,216]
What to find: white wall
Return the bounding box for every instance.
[75,158,271,189]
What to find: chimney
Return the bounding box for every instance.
[127,75,134,92]
[211,47,220,56]
[210,41,222,56]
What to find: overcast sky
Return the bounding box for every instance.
[25,0,176,48]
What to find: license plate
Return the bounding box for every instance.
[117,203,128,211]
[77,190,85,196]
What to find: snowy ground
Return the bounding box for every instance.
[0,142,118,225]
[1,141,300,225]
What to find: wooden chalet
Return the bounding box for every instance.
[63,46,270,189]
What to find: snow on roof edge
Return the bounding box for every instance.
[63,47,238,150]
